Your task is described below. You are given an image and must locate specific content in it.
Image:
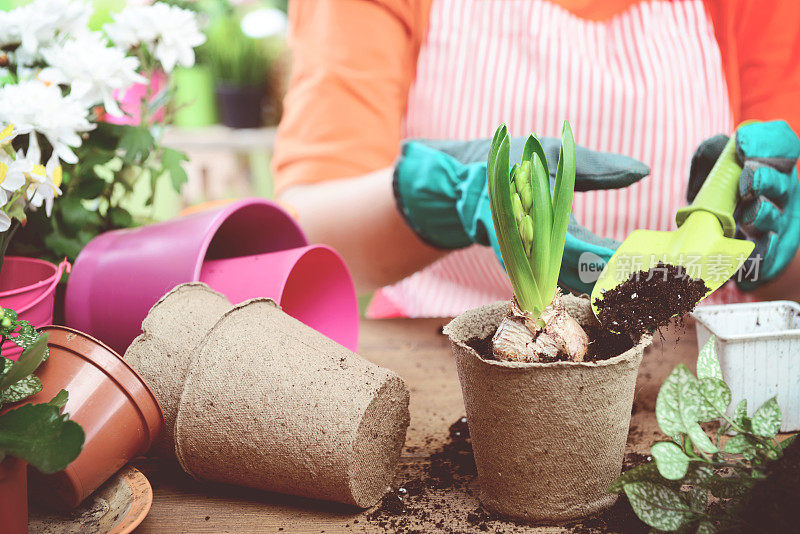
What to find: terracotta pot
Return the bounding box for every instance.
[0,457,28,534]
[25,326,164,509]
[444,295,652,523]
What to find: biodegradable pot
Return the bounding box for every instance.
[693,301,800,432]
[200,245,359,351]
[26,326,164,509]
[0,257,69,360]
[0,457,27,534]
[215,83,265,129]
[125,284,410,508]
[125,283,233,455]
[444,295,651,523]
[65,198,308,354]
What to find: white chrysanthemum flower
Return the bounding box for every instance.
[104,3,205,73]
[0,150,33,197]
[0,80,95,165]
[39,32,146,116]
[26,154,62,217]
[3,0,92,65]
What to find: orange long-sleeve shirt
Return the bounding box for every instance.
[273,0,800,193]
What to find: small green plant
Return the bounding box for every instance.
[487,122,588,362]
[487,122,576,318]
[611,336,796,533]
[201,18,270,87]
[0,309,84,473]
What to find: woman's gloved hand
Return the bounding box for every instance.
[393,137,650,294]
[688,120,800,290]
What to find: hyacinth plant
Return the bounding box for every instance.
[0,0,204,263]
[487,121,589,362]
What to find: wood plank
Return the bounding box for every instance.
[132,317,704,533]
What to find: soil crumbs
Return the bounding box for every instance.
[366,417,648,533]
[594,263,709,341]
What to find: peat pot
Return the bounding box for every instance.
[125,283,410,508]
[26,327,164,509]
[0,457,28,534]
[444,295,652,523]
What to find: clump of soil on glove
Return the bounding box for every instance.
[594,263,709,341]
[366,417,647,533]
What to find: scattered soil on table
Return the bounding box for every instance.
[594,263,709,342]
[366,417,648,533]
[735,437,800,533]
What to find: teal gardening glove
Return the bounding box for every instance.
[688,120,800,290]
[393,137,650,294]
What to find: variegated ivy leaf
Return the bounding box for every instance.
[651,441,690,480]
[696,377,731,421]
[686,422,719,454]
[1,375,42,406]
[10,330,50,362]
[687,486,708,514]
[608,461,675,493]
[696,336,722,380]
[656,365,697,438]
[724,434,755,455]
[695,520,716,534]
[777,434,796,452]
[732,399,748,426]
[751,397,781,437]
[623,482,693,531]
[683,463,714,485]
[0,358,11,380]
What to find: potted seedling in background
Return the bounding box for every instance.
[613,336,798,533]
[203,17,271,129]
[0,311,84,534]
[445,122,653,523]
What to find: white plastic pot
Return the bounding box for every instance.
[692,301,800,432]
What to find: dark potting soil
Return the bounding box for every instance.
[594,263,709,342]
[733,437,800,533]
[366,417,648,533]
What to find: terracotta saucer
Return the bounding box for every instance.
[29,466,153,534]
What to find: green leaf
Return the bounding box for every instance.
[161,147,189,191]
[624,481,693,531]
[0,402,84,473]
[696,336,722,380]
[686,423,719,454]
[544,120,576,299]
[696,377,731,421]
[777,433,796,452]
[1,376,42,406]
[683,463,714,485]
[686,486,708,514]
[656,365,699,437]
[48,390,69,408]
[72,175,108,199]
[528,152,552,302]
[119,126,156,165]
[59,196,102,230]
[695,520,716,534]
[706,475,754,499]
[651,442,690,480]
[751,397,781,437]
[724,434,755,455]
[0,334,48,391]
[10,328,49,362]
[732,399,748,427]
[108,207,134,228]
[609,461,676,493]
[487,126,541,314]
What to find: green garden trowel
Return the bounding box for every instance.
[591,123,756,316]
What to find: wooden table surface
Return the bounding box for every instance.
[132,317,702,533]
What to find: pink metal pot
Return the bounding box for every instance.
[200,245,359,351]
[66,198,359,354]
[0,257,70,361]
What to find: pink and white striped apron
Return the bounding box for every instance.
[369,0,745,319]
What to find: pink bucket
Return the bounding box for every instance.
[0,257,70,360]
[200,245,359,351]
[66,198,360,354]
